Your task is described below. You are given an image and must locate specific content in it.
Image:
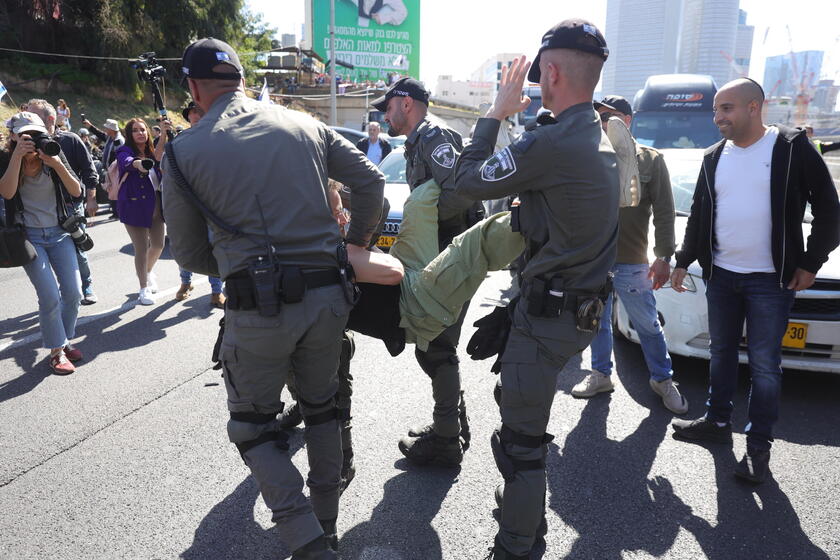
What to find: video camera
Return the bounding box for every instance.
[131,52,166,84]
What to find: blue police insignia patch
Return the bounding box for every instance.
[431,143,456,168]
[479,147,517,182]
[424,127,441,140]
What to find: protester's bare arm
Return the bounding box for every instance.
[347,243,404,285]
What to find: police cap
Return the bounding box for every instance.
[528,19,609,83]
[180,37,243,86]
[594,95,632,117]
[371,77,430,112]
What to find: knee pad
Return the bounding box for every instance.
[342,330,356,361]
[228,410,289,462]
[299,395,347,426]
[493,379,502,407]
[490,425,554,483]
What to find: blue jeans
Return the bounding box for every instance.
[23,226,82,349]
[590,263,673,382]
[179,268,222,294]
[705,266,795,451]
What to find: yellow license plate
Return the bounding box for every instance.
[376,235,396,248]
[782,322,808,349]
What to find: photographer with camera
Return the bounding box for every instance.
[0,112,84,375]
[115,118,168,305]
[27,99,101,304]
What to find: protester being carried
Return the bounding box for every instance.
[0,112,83,374]
[115,117,169,305]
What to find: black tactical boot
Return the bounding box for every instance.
[318,518,338,552]
[398,431,463,467]
[277,402,303,430]
[291,535,336,559]
[484,535,529,560]
[407,391,471,451]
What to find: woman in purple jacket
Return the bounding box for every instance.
[116,118,167,305]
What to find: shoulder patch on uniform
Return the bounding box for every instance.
[424,126,441,140]
[511,133,536,154]
[479,147,517,182]
[431,142,456,169]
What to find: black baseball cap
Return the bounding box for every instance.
[180,37,243,87]
[594,95,633,117]
[371,77,430,111]
[528,19,609,83]
[181,101,198,121]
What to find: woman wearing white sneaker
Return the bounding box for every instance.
[1,112,84,374]
[114,117,168,305]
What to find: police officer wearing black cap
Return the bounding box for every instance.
[372,77,483,466]
[454,20,618,559]
[162,38,384,560]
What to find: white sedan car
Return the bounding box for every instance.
[614,148,840,374]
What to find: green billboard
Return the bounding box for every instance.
[310,0,420,83]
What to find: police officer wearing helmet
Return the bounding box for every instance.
[162,38,384,559]
[372,77,483,466]
[454,20,618,559]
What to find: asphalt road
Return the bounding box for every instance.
[1,213,839,560]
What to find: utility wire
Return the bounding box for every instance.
[0,45,276,62]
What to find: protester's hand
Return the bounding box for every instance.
[670,267,688,293]
[648,258,671,290]
[82,118,92,128]
[486,56,531,121]
[13,134,36,159]
[787,268,816,291]
[160,119,173,133]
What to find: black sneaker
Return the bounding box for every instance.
[398,432,463,467]
[318,518,338,552]
[735,447,771,484]
[277,402,303,430]
[81,288,98,305]
[672,417,732,444]
[484,535,529,560]
[407,391,471,450]
[291,534,337,559]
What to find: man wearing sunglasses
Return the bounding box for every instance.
[572,95,688,414]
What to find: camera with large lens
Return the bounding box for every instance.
[139,158,155,171]
[26,131,60,156]
[61,214,94,252]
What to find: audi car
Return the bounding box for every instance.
[613,148,840,374]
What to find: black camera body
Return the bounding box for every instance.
[131,52,166,83]
[139,158,155,171]
[26,131,60,157]
[61,214,94,252]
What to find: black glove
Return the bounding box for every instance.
[467,297,516,373]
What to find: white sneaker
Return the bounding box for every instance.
[147,272,158,293]
[137,287,155,306]
[606,116,641,208]
[650,378,689,414]
[571,370,615,398]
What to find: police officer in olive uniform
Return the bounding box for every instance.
[454,21,618,559]
[372,78,484,466]
[161,38,384,560]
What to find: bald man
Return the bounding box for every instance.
[355,121,391,165]
[671,78,839,484]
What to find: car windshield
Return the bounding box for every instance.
[379,149,406,183]
[632,112,721,150]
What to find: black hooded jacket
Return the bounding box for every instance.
[675,124,840,286]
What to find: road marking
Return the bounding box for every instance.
[0,278,210,354]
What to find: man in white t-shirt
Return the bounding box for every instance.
[669,78,840,484]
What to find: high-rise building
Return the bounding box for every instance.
[729,9,754,81]
[763,51,824,99]
[677,0,740,87]
[434,75,494,108]
[281,33,297,48]
[602,0,683,101]
[811,79,840,113]
[471,53,525,94]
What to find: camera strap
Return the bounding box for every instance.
[163,142,269,249]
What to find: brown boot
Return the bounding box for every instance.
[175,283,193,301]
[211,292,226,309]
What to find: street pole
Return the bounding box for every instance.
[329,0,337,126]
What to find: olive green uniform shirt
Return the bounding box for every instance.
[616,144,675,264]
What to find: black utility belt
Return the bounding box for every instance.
[226,266,342,313]
[526,275,613,332]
